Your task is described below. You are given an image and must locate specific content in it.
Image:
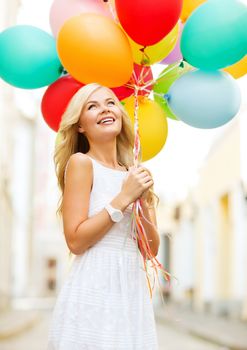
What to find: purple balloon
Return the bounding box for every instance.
[161,22,183,65]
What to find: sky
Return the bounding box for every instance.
[12,0,247,203]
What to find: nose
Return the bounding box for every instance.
[99,104,110,114]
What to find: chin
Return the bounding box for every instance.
[100,128,121,139]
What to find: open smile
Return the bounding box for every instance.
[97,116,116,125]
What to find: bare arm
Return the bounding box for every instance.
[139,201,160,258]
[62,153,129,255]
[62,154,154,255]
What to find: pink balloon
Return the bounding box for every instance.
[50,0,112,37]
[161,22,184,65]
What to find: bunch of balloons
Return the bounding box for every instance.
[0,0,246,161]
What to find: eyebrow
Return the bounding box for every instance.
[86,97,114,105]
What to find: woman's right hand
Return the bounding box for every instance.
[120,165,154,205]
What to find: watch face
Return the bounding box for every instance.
[112,210,123,222]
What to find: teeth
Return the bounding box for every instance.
[100,118,114,124]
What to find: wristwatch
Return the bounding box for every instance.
[105,203,124,223]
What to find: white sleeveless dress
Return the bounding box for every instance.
[47,155,158,350]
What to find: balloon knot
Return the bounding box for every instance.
[141,58,150,65]
[179,61,184,68]
[60,67,68,76]
[163,93,170,101]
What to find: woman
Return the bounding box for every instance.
[47,83,160,349]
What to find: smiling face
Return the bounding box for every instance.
[78,87,122,143]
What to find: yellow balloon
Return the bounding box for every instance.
[128,23,179,66]
[123,96,168,161]
[181,0,206,23]
[223,55,247,79]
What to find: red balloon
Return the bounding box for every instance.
[112,63,153,99]
[111,84,133,101]
[115,0,183,46]
[41,75,83,132]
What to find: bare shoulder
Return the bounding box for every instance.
[65,152,92,178]
[64,151,93,185]
[68,152,92,168]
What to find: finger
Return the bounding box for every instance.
[143,175,152,183]
[137,175,152,184]
[134,166,147,174]
[142,179,153,189]
[136,172,152,183]
[137,165,151,173]
[129,165,141,172]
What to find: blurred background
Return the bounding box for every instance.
[0,0,247,349]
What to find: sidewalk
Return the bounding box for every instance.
[0,309,42,340]
[1,302,247,349]
[154,302,247,350]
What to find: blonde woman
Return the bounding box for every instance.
[47,83,160,349]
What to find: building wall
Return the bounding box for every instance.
[0,0,20,310]
[167,112,247,320]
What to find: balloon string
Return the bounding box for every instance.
[130,85,177,300]
[104,1,118,23]
[124,82,151,96]
[133,86,141,166]
[123,65,153,97]
[138,66,150,86]
[121,60,184,100]
[132,69,139,85]
[142,60,183,90]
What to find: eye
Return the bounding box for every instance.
[88,104,96,110]
[108,100,115,106]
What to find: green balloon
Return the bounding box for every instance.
[181,0,247,70]
[153,61,193,120]
[0,25,63,89]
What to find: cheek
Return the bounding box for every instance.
[113,107,123,120]
[82,111,97,127]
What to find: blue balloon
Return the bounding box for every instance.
[0,25,62,89]
[181,0,247,70]
[167,70,241,129]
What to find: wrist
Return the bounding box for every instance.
[105,203,124,223]
[110,192,130,212]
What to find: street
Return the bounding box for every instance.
[156,322,228,350]
[0,311,228,350]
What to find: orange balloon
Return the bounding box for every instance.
[223,55,247,79]
[57,13,133,87]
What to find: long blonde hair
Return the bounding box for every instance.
[53,83,158,217]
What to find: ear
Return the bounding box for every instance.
[78,125,85,133]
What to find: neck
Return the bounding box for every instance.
[87,139,119,167]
